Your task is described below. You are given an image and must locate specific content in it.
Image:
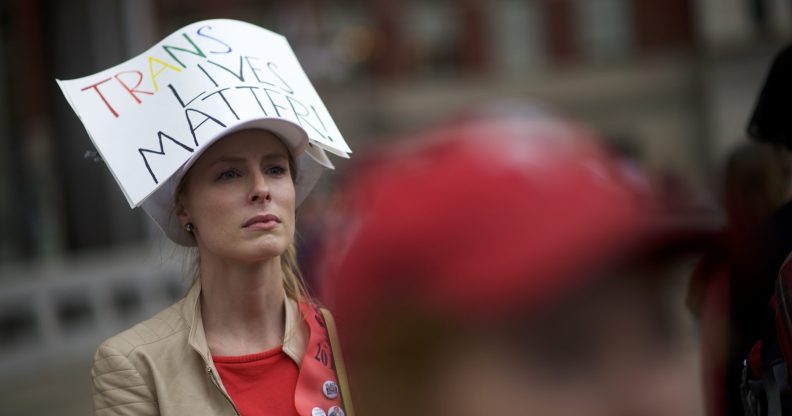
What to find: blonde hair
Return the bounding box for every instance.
[281,243,311,301]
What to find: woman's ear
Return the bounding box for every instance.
[175,194,190,226]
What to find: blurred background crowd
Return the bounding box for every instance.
[2,0,792,414]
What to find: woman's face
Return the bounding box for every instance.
[176,130,296,263]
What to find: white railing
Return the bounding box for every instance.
[0,243,192,383]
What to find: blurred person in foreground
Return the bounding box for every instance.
[318,103,712,416]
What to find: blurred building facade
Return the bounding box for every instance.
[0,0,789,413]
[4,0,790,263]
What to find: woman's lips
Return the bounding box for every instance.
[242,214,281,230]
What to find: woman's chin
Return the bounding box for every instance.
[238,242,290,262]
[197,242,286,264]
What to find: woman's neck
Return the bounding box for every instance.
[199,254,287,357]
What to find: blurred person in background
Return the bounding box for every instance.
[318,103,712,416]
[687,141,791,416]
[706,44,792,416]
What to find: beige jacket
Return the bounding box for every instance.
[91,282,308,415]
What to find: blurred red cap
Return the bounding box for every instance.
[319,104,708,336]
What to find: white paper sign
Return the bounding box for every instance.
[57,19,350,207]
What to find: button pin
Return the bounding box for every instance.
[323,380,339,400]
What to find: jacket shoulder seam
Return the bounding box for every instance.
[94,398,158,411]
[100,327,191,360]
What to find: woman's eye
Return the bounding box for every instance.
[217,169,241,180]
[266,165,287,176]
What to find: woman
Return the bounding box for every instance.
[91,126,351,416]
[57,19,352,416]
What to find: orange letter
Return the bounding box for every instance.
[114,70,154,104]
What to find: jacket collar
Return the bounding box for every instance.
[181,280,309,367]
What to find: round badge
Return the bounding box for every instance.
[311,407,327,416]
[322,380,339,400]
[328,406,345,416]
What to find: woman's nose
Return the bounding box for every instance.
[248,170,271,203]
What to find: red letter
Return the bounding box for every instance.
[80,77,118,118]
[114,70,154,104]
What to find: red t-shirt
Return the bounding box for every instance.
[213,345,300,416]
